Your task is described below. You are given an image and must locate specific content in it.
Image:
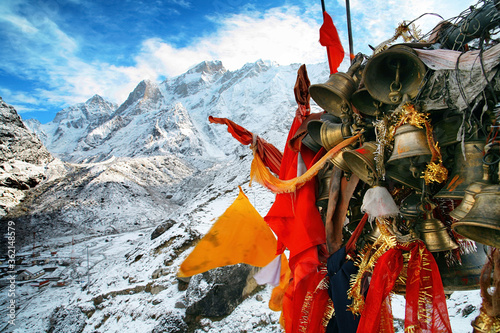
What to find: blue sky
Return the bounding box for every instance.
[0,0,478,123]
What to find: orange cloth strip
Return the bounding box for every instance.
[250,132,362,194]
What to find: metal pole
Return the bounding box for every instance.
[345,0,354,63]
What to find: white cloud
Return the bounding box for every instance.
[0,0,483,117]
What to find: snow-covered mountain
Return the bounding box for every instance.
[27,60,329,166]
[28,95,117,161]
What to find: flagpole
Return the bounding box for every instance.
[345,0,354,63]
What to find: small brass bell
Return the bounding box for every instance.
[399,192,424,219]
[343,141,378,185]
[330,146,352,173]
[320,121,352,151]
[363,44,427,105]
[301,133,323,152]
[351,87,385,117]
[364,222,381,243]
[417,208,459,252]
[449,164,490,220]
[452,184,500,249]
[316,162,334,209]
[434,141,485,199]
[386,163,423,190]
[387,124,432,166]
[434,243,488,291]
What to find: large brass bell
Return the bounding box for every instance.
[343,141,378,185]
[417,207,459,252]
[363,44,427,105]
[452,184,500,249]
[434,243,488,291]
[434,141,485,199]
[309,57,362,117]
[449,164,490,220]
[387,124,432,166]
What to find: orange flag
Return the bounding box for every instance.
[178,187,277,277]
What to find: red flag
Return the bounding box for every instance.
[319,11,344,74]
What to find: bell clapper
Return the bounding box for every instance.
[388,60,403,104]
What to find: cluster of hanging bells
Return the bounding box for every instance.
[308,43,499,292]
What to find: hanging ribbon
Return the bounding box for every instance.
[250,131,362,194]
[208,116,283,174]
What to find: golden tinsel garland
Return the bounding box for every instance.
[472,307,500,332]
[389,103,448,184]
[347,218,397,315]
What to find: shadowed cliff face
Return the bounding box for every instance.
[0,97,53,166]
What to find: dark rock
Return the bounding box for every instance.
[151,312,188,333]
[462,304,476,317]
[151,219,176,240]
[47,306,87,333]
[185,264,254,318]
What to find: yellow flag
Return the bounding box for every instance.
[178,187,277,277]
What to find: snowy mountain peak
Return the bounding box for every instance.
[187,60,226,75]
[52,94,116,125]
[85,94,109,107]
[114,80,163,116]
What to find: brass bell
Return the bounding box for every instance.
[307,120,324,148]
[301,133,323,152]
[309,73,356,117]
[363,44,427,105]
[433,113,469,147]
[399,192,424,218]
[434,243,488,291]
[386,124,432,166]
[386,163,423,190]
[309,57,362,117]
[320,121,352,151]
[434,141,485,199]
[330,146,352,173]
[449,164,490,220]
[452,184,500,249]
[364,222,381,243]
[307,119,353,172]
[343,141,378,185]
[351,87,385,117]
[316,162,334,209]
[417,209,459,252]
